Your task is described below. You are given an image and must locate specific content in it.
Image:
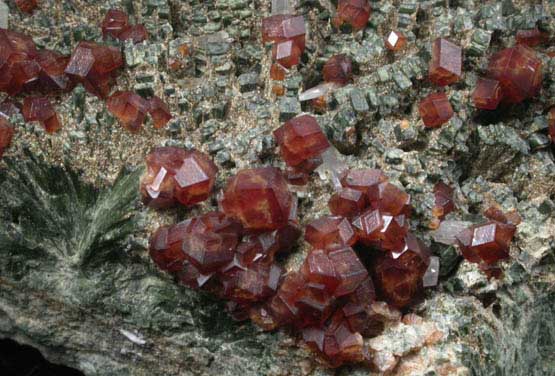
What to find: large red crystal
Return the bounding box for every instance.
[106,91,149,132]
[22,96,61,133]
[488,45,542,104]
[429,38,462,86]
[221,167,293,231]
[0,117,14,158]
[333,0,371,31]
[418,92,453,128]
[65,41,123,98]
[322,54,353,86]
[273,114,330,168]
[140,147,218,209]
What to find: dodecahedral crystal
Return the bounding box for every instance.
[101,9,129,39]
[488,45,542,104]
[0,117,13,157]
[221,167,293,231]
[272,40,301,68]
[36,50,73,92]
[273,114,330,168]
[328,187,367,217]
[305,216,357,249]
[456,221,516,265]
[384,30,406,52]
[340,168,386,198]
[328,246,368,297]
[106,91,149,132]
[429,38,462,86]
[432,181,455,220]
[261,14,306,52]
[148,96,172,129]
[368,182,411,216]
[64,41,123,98]
[140,147,218,208]
[333,0,371,31]
[418,92,453,128]
[322,54,353,86]
[22,96,61,133]
[472,78,503,110]
[270,63,287,81]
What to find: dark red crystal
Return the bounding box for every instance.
[429,38,462,86]
[322,54,353,86]
[418,92,453,128]
[0,117,14,158]
[328,187,367,217]
[432,181,455,220]
[22,96,61,133]
[106,91,149,132]
[472,78,503,110]
[515,29,548,47]
[101,9,129,39]
[305,216,357,249]
[15,0,37,14]
[333,0,371,31]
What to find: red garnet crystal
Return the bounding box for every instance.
[119,24,149,44]
[322,54,353,86]
[272,40,302,68]
[221,167,293,231]
[329,187,367,217]
[333,0,371,31]
[22,96,61,133]
[148,96,172,129]
[262,15,306,46]
[270,63,287,81]
[305,216,357,249]
[429,38,462,86]
[106,91,149,132]
[64,41,123,98]
[36,50,73,92]
[456,221,516,265]
[0,29,41,95]
[472,78,503,110]
[488,45,542,104]
[101,9,129,39]
[140,147,218,209]
[432,181,455,220]
[418,92,453,128]
[516,29,548,47]
[149,221,191,273]
[340,168,387,198]
[0,117,14,158]
[273,114,330,169]
[385,31,407,52]
[15,0,38,13]
[371,233,431,308]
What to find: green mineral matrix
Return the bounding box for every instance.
[1,0,554,375]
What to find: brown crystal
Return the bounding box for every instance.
[22,96,61,133]
[101,9,129,39]
[418,92,453,128]
[472,78,503,110]
[106,91,149,132]
[333,0,371,31]
[322,54,353,86]
[305,216,357,249]
[148,96,172,129]
[385,30,407,52]
[0,117,14,158]
[429,38,462,86]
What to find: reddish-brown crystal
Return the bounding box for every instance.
[328,187,367,217]
[261,14,306,52]
[101,9,129,39]
[340,168,387,198]
[221,167,293,231]
[472,78,503,110]
[418,92,453,128]
[36,50,73,92]
[22,96,61,133]
[106,91,149,132]
[0,117,14,158]
[429,38,462,86]
[385,31,406,52]
[328,246,368,297]
[148,96,172,129]
[305,216,357,249]
[65,41,123,98]
[15,0,38,13]
[433,181,455,220]
[272,40,302,68]
[140,147,218,208]
[488,45,542,104]
[274,114,330,168]
[270,63,287,81]
[322,54,353,86]
[515,29,548,47]
[149,221,191,272]
[456,221,516,265]
[119,24,149,44]
[368,182,411,216]
[333,0,371,31]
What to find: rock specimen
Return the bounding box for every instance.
[140,147,218,209]
[333,0,371,31]
[429,38,462,86]
[418,92,453,128]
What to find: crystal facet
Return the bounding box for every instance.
[333,0,371,31]
[22,96,61,133]
[472,78,503,110]
[418,92,453,128]
[429,38,462,86]
[385,31,406,51]
[323,54,353,86]
[106,91,149,132]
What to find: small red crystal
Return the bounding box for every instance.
[106,91,149,132]
[36,50,73,92]
[488,45,542,104]
[385,31,406,52]
[15,0,38,13]
[22,96,61,133]
[149,221,191,272]
[148,96,172,129]
[515,29,548,47]
[429,38,462,86]
[261,14,306,52]
[221,167,293,231]
[0,117,14,158]
[340,168,387,198]
[456,221,516,265]
[101,9,129,39]
[140,147,218,209]
[328,187,367,217]
[119,24,149,44]
[270,63,287,81]
[472,78,503,110]
[272,40,302,68]
[368,182,411,216]
[333,0,371,31]
[432,181,455,220]
[327,246,368,297]
[305,216,357,249]
[418,92,453,128]
[273,114,330,168]
[322,54,353,86]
